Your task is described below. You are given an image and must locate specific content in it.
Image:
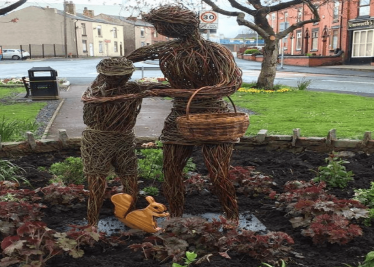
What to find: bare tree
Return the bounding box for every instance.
[202,0,321,89]
[0,0,27,16]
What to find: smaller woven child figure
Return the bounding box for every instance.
[81,57,143,226]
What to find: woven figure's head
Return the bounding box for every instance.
[143,5,199,38]
[96,57,135,82]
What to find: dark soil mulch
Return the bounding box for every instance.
[4,147,374,267]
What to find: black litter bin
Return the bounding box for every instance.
[28,67,59,100]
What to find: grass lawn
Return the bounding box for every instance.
[0,87,47,141]
[0,87,46,121]
[229,87,374,139]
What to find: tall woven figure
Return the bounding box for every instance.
[81,57,142,225]
[127,5,243,220]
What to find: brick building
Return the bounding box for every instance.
[268,0,374,65]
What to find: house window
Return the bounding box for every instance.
[154,31,158,38]
[112,27,117,38]
[141,42,145,47]
[297,8,302,22]
[81,23,86,36]
[296,30,302,50]
[97,25,102,37]
[358,0,370,16]
[333,1,340,21]
[284,12,288,23]
[99,41,103,53]
[352,29,374,57]
[114,41,118,52]
[82,40,87,52]
[330,29,339,49]
[311,29,319,50]
[141,27,145,37]
[271,13,276,28]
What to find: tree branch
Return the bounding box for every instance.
[0,0,27,16]
[276,0,320,39]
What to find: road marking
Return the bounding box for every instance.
[322,79,373,84]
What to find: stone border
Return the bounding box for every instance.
[1,128,373,158]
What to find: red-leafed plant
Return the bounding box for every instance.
[228,166,276,196]
[274,180,368,245]
[0,201,46,237]
[1,222,103,267]
[302,214,363,245]
[41,183,88,206]
[129,216,294,265]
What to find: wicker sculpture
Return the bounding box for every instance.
[126,5,245,221]
[81,57,143,225]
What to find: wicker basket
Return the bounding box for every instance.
[176,88,250,142]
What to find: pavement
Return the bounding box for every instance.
[43,62,374,140]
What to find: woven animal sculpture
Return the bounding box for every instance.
[111,193,169,233]
[81,57,143,225]
[127,5,244,221]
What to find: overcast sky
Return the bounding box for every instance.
[0,0,252,38]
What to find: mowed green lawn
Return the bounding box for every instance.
[229,89,374,139]
[0,87,46,123]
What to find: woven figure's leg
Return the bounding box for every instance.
[202,143,238,221]
[87,175,107,225]
[81,129,112,226]
[162,144,194,217]
[114,132,138,215]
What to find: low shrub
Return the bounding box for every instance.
[244,49,260,55]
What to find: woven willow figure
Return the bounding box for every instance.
[127,5,243,221]
[81,57,142,225]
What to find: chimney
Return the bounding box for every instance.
[83,7,94,18]
[64,1,76,15]
[127,16,137,22]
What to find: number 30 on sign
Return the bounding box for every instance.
[200,11,218,23]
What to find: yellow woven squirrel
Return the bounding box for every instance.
[111,193,169,233]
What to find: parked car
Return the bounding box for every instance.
[2,49,30,60]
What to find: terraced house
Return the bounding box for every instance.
[0,2,124,58]
[268,0,374,65]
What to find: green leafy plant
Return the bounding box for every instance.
[296,76,312,90]
[137,142,195,181]
[0,159,30,186]
[142,186,159,196]
[172,251,197,267]
[260,260,286,267]
[49,157,85,185]
[313,153,354,188]
[343,251,374,267]
[244,49,260,55]
[354,182,374,225]
[0,116,39,142]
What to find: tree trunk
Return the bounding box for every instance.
[257,39,279,89]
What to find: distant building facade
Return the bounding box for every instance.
[0,2,123,57]
[268,0,374,64]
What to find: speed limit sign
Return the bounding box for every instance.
[199,10,219,30]
[200,11,218,23]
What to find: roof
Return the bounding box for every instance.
[234,33,258,39]
[33,6,123,26]
[96,14,153,27]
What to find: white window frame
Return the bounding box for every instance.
[311,29,319,50]
[330,29,339,50]
[114,41,118,52]
[358,0,370,17]
[113,27,117,38]
[141,27,145,37]
[82,40,87,52]
[296,30,302,50]
[99,41,103,53]
[352,29,374,57]
[97,25,102,37]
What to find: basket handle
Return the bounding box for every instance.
[185,87,237,120]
